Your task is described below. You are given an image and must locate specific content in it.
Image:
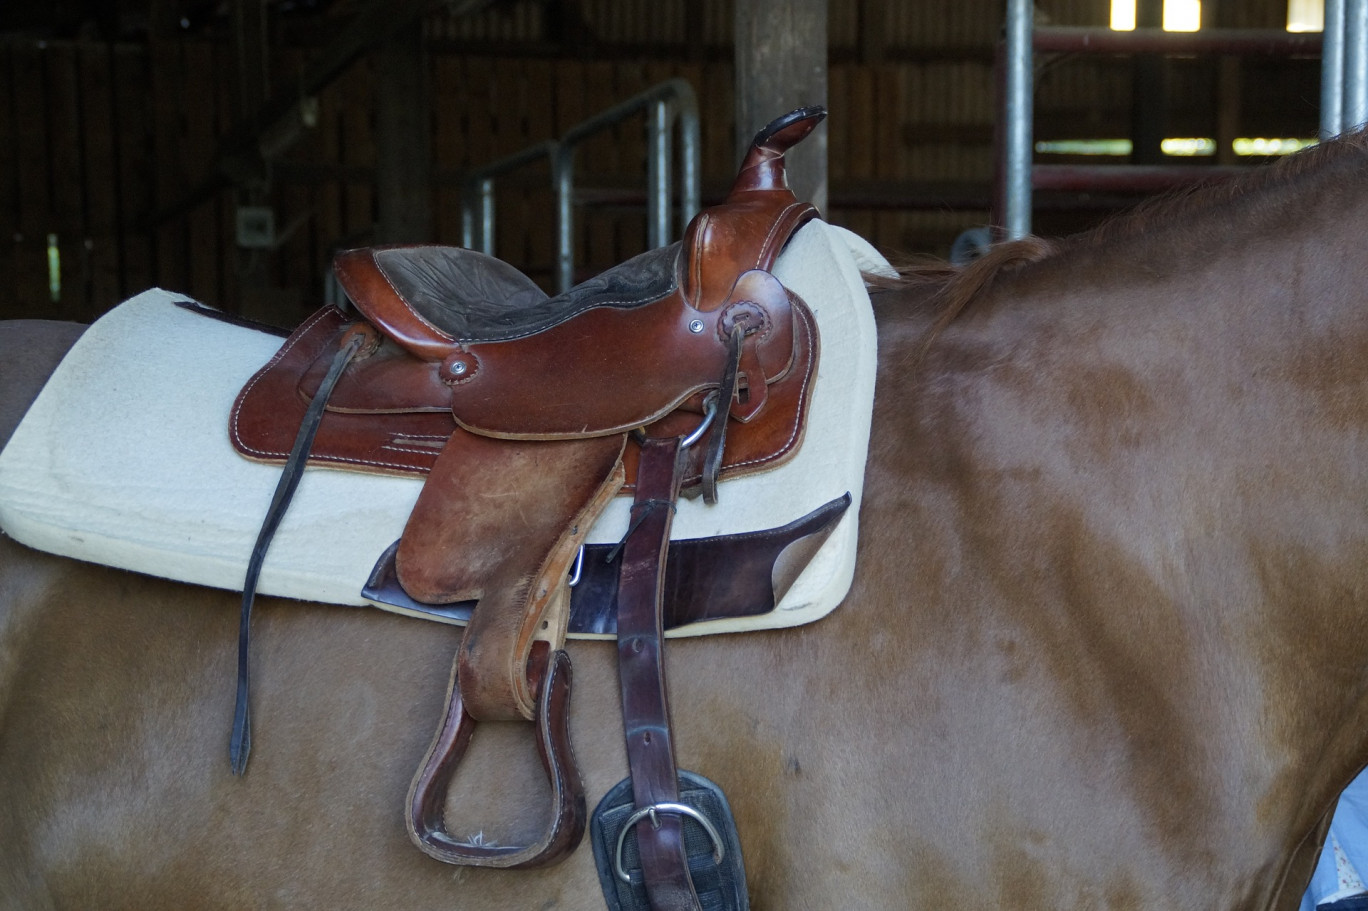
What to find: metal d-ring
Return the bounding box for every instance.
[613,802,726,884]
[679,393,720,450]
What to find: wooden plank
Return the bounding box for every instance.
[0,45,15,239]
[340,57,376,244]
[0,44,18,317]
[873,63,901,252]
[615,60,649,264]
[462,56,496,171]
[280,45,320,318]
[492,57,525,264]
[46,43,87,319]
[825,63,849,228]
[12,43,53,316]
[375,25,432,244]
[553,59,586,137]
[582,60,618,279]
[844,64,876,240]
[150,39,189,293]
[215,41,240,314]
[79,43,122,317]
[112,44,155,303]
[522,57,556,280]
[432,53,464,245]
[315,64,347,254]
[281,172,316,321]
[701,60,734,181]
[859,0,887,64]
[182,40,221,305]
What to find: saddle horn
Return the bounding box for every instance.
[730,106,827,196]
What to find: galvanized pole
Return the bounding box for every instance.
[555,146,576,293]
[1003,0,1034,239]
[647,100,672,249]
[1346,0,1368,130]
[1324,0,1347,137]
[676,94,701,235]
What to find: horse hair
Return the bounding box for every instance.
[870,127,1368,332]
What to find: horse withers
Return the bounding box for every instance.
[7,132,1368,909]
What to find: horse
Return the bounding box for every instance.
[6,130,1368,911]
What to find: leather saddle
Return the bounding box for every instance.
[229,107,831,891]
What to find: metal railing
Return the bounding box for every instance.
[459,78,700,292]
[998,0,1357,240]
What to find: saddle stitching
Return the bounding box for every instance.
[539,653,580,848]
[708,299,815,475]
[688,213,711,304]
[755,203,808,270]
[230,305,338,458]
[369,252,459,347]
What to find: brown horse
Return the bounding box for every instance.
[6,133,1368,911]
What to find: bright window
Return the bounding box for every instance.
[1164,0,1201,31]
[1034,137,1317,157]
[1111,0,1136,30]
[1110,0,1202,31]
[1287,0,1325,32]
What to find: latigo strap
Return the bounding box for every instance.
[615,436,700,910]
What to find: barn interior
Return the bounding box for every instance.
[0,0,1325,326]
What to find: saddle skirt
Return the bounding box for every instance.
[0,220,887,638]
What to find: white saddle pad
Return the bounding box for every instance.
[0,221,887,637]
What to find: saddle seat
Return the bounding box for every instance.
[312,193,805,440]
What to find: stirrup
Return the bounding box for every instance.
[406,645,585,868]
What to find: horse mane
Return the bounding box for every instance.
[873,128,1368,329]
[866,236,1060,336]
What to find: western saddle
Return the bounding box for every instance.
[230,107,830,908]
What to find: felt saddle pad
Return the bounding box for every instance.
[0,221,888,638]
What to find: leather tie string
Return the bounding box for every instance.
[231,331,364,775]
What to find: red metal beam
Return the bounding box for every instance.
[1031,163,1244,194]
[1033,27,1322,57]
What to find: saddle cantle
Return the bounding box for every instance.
[229,107,831,893]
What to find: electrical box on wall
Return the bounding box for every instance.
[236,207,276,249]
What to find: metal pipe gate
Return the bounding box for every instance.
[459,78,701,293]
[997,0,1361,240]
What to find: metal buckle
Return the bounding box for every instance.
[567,544,585,588]
[679,392,720,450]
[612,802,726,884]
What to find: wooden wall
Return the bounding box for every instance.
[2,41,167,323]
[0,0,1325,324]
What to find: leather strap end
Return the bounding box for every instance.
[229,686,251,776]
